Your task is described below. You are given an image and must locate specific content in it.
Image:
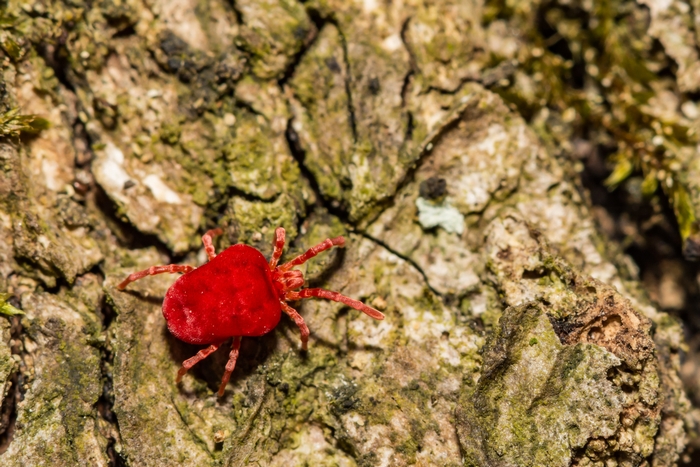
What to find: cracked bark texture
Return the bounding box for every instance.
[0,0,694,466]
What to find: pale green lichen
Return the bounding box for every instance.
[415,197,465,235]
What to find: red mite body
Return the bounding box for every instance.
[163,245,281,344]
[118,227,384,397]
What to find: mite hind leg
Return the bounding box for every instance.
[117,264,194,290]
[281,302,310,351]
[217,337,242,397]
[176,343,221,382]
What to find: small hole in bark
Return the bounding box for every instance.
[588,326,602,341]
[522,269,548,280]
[368,77,380,95]
[324,57,341,73]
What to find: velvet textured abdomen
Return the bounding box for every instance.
[162,244,282,344]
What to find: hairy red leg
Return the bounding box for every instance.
[217,337,242,397]
[202,228,224,261]
[287,288,385,320]
[117,264,195,290]
[278,236,346,272]
[281,302,310,351]
[176,343,221,383]
[269,227,286,269]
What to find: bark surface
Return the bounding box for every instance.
[0,0,694,466]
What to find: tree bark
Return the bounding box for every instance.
[0,0,693,466]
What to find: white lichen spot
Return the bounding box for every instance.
[439,339,462,366]
[415,197,465,234]
[342,412,366,439]
[143,174,183,205]
[97,142,131,194]
[470,292,488,316]
[437,376,461,395]
[474,124,508,156]
[362,0,378,13]
[349,316,393,348]
[381,34,403,52]
[160,0,209,49]
[41,158,62,191]
[269,425,356,467]
[349,350,373,370]
[37,235,50,249]
[641,0,673,15]
[681,101,699,119]
[412,21,436,44]
[223,113,236,126]
[376,447,394,467]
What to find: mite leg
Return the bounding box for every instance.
[202,228,224,261]
[217,336,242,397]
[278,236,345,272]
[281,302,310,351]
[269,227,286,269]
[287,288,385,320]
[176,343,221,383]
[117,264,194,290]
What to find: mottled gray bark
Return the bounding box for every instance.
[0,0,694,466]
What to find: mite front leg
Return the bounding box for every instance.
[281,302,310,351]
[287,288,385,320]
[217,337,242,397]
[117,264,195,290]
[202,228,224,261]
[278,236,345,272]
[176,343,221,382]
[269,227,286,269]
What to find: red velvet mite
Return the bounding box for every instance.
[118,227,384,396]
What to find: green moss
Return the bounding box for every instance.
[236,0,312,80]
[225,193,302,254]
[459,303,625,464]
[6,294,104,464]
[0,292,23,316]
[160,119,183,145]
[0,108,49,137]
[484,0,700,251]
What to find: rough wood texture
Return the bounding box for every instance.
[0,0,694,466]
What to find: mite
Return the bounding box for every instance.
[118,227,384,396]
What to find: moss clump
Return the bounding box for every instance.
[235,0,313,80]
[0,108,49,137]
[2,293,106,465]
[457,303,624,467]
[0,292,22,316]
[224,193,303,254]
[482,0,700,255]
